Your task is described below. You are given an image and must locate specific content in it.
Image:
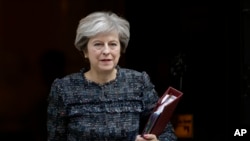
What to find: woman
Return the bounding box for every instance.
[47,11,177,141]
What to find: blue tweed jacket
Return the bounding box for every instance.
[47,66,177,141]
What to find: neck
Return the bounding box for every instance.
[85,68,117,84]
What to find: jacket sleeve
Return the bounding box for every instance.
[140,72,178,141]
[47,79,68,141]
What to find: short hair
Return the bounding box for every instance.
[74,11,130,54]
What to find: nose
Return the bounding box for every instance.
[102,44,111,55]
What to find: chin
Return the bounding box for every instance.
[99,65,115,71]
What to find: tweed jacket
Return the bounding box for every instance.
[47,66,177,141]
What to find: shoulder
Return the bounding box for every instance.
[119,67,147,77]
[118,67,152,84]
[51,69,84,88]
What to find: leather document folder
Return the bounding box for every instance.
[142,86,183,136]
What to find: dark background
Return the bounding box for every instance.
[0,0,247,141]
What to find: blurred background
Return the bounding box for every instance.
[0,0,248,141]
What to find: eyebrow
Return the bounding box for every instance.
[91,40,119,43]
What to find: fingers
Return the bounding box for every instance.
[135,134,158,141]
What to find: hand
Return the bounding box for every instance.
[135,134,159,141]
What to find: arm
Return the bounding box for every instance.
[47,79,68,141]
[140,72,178,141]
[157,123,177,141]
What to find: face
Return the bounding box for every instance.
[84,31,121,73]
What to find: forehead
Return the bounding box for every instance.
[90,31,119,41]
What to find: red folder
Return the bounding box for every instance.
[142,86,183,136]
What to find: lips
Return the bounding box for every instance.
[100,59,111,61]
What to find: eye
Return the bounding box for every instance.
[94,43,103,46]
[109,42,119,48]
[110,43,117,46]
[93,43,103,50]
